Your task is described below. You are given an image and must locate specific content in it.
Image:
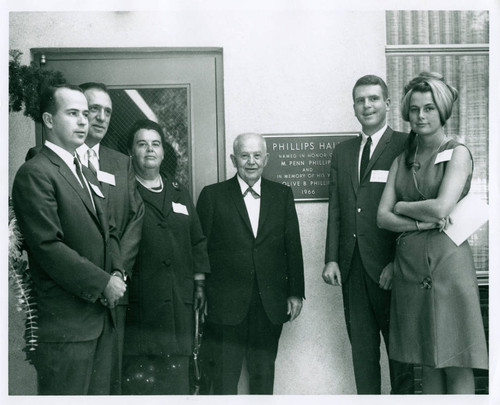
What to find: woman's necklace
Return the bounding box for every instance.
[413,135,448,171]
[412,135,448,199]
[135,174,163,193]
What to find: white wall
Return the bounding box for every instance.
[9,9,390,395]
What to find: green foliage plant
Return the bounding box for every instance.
[9,49,66,122]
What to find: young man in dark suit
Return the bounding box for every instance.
[75,83,144,394]
[196,133,305,395]
[12,84,127,394]
[322,75,414,394]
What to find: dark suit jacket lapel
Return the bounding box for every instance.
[349,135,362,194]
[228,176,254,236]
[82,164,107,229]
[96,145,113,198]
[98,145,114,172]
[257,179,271,239]
[42,147,100,224]
[360,127,394,183]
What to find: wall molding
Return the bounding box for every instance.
[385,44,489,57]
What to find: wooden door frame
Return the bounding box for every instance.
[31,47,226,183]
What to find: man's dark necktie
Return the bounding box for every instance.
[73,156,94,207]
[359,136,372,179]
[243,186,260,199]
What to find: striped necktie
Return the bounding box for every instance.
[87,148,99,177]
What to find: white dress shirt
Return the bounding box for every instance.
[237,175,261,238]
[45,141,84,186]
[45,141,95,208]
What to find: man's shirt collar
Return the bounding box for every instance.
[361,123,387,146]
[76,142,101,160]
[45,140,77,169]
[237,174,262,196]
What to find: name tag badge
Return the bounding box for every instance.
[172,202,189,215]
[97,170,116,186]
[89,183,105,198]
[435,149,453,165]
[370,170,389,183]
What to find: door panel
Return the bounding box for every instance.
[38,50,224,199]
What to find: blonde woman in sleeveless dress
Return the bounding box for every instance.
[377,72,488,394]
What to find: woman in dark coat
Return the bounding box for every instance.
[122,119,210,395]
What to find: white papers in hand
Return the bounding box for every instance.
[443,194,489,246]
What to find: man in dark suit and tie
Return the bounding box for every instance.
[322,75,414,394]
[75,82,144,394]
[196,133,305,395]
[12,84,127,395]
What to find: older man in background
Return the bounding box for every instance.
[75,82,144,394]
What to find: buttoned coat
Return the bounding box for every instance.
[325,127,408,283]
[196,176,305,326]
[124,176,210,356]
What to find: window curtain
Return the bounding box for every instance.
[385,10,489,275]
